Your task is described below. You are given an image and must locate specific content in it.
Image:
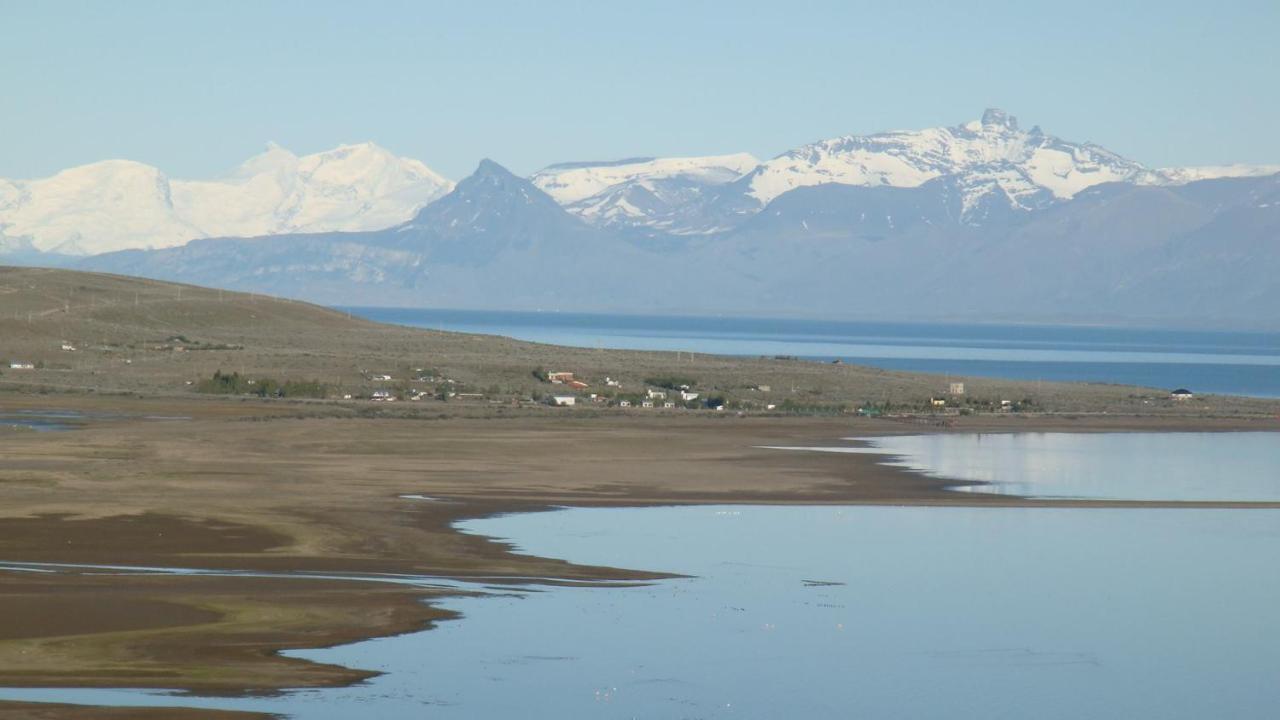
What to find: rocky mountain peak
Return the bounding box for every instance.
[980,108,1019,132]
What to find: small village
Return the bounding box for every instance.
[0,333,1205,418]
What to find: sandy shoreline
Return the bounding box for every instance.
[1,393,1277,717]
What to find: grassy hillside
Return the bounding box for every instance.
[1,266,1275,417]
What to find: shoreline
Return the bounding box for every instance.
[1,393,1277,717]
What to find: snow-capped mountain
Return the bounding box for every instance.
[532,154,759,204]
[526,110,1279,236]
[80,169,1280,328]
[738,108,1148,222]
[83,159,652,309]
[530,154,758,235]
[0,143,452,255]
[1142,164,1280,186]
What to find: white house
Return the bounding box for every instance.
[680,390,699,402]
[641,400,654,408]
[8,362,34,370]
[646,389,667,400]
[60,343,76,352]
[618,400,631,408]
[550,395,576,407]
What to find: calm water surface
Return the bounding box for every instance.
[3,433,1279,718]
[782,432,1280,501]
[343,307,1280,397]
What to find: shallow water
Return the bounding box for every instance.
[4,434,1280,718]
[799,432,1280,501]
[0,409,189,433]
[5,504,1280,718]
[0,410,83,432]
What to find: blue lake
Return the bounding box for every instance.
[342,307,1280,398]
[3,432,1280,718]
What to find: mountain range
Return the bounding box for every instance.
[0,142,452,255]
[4,109,1278,328]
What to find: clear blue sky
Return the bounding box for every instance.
[2,0,1278,181]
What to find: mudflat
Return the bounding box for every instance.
[0,702,278,720]
[2,393,1278,713]
[2,269,1279,717]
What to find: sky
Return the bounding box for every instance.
[2,0,1279,181]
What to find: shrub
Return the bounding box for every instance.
[644,375,697,390]
[195,370,328,398]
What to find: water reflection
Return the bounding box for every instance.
[835,432,1280,501]
[4,502,1280,719]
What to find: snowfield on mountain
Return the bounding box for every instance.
[0,142,452,255]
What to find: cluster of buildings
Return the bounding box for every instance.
[544,371,716,410]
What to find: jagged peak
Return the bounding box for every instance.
[980,108,1019,131]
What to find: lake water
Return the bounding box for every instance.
[342,307,1280,398]
[0,410,188,432]
[777,432,1280,501]
[0,410,84,432]
[3,433,1280,718]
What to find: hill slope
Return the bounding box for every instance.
[8,267,1273,417]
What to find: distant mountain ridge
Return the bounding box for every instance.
[76,156,1280,329]
[530,153,760,236]
[80,159,655,309]
[530,109,1280,236]
[5,109,1277,255]
[0,142,452,255]
[7,108,1280,328]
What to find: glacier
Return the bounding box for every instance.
[0,142,453,255]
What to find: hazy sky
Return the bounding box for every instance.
[3,0,1278,181]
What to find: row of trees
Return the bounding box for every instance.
[195,370,329,399]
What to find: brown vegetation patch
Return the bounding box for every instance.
[0,514,288,564]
